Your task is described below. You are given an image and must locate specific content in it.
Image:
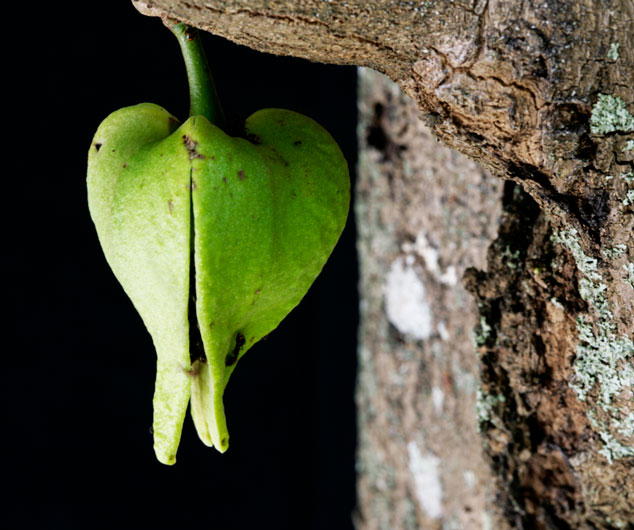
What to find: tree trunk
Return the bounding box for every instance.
[133,1,634,528]
[355,67,505,529]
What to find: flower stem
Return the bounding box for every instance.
[170,23,226,128]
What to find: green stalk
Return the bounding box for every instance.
[171,23,226,128]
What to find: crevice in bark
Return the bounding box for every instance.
[465,181,633,527]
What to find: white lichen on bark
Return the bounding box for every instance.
[551,229,634,462]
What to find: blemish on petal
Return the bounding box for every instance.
[183,134,206,160]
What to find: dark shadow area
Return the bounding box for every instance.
[5,4,358,529]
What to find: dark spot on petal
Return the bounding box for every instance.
[183,134,206,160]
[238,169,245,180]
[168,199,174,214]
[95,143,102,151]
[293,140,302,146]
[223,177,227,184]
[250,336,255,343]
[246,133,261,145]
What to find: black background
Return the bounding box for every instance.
[6,3,358,529]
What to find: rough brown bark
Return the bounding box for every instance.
[134,1,634,528]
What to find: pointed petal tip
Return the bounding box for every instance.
[156,450,177,466]
[199,433,214,448]
[216,437,229,454]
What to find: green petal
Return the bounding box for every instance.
[187,110,349,450]
[88,104,192,465]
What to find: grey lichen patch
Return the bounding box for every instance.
[500,245,521,270]
[407,441,443,520]
[551,230,603,288]
[617,412,634,438]
[590,94,634,135]
[607,42,620,61]
[624,262,634,289]
[622,171,634,184]
[551,229,634,463]
[550,297,564,309]
[474,315,492,347]
[481,511,494,530]
[574,318,633,406]
[588,410,634,464]
[602,244,627,260]
[385,256,433,340]
[476,388,506,431]
[623,139,634,153]
[606,517,630,530]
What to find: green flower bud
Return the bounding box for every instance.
[87,24,349,464]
